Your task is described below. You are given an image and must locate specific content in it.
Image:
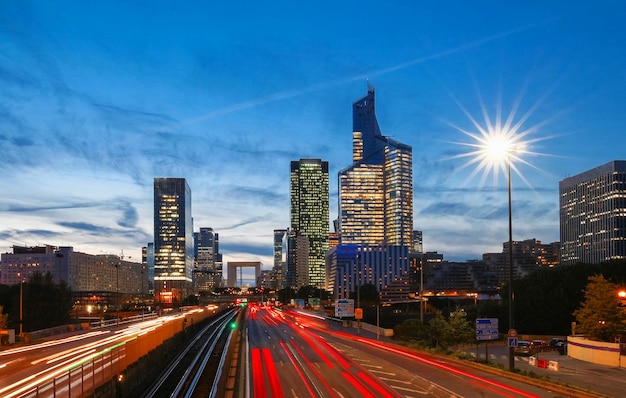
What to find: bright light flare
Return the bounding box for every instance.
[447,86,554,190]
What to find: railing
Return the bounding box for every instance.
[19,343,126,398]
[12,309,213,397]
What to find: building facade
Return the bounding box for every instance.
[153,178,194,305]
[327,244,411,302]
[330,86,414,301]
[289,159,330,288]
[559,160,626,264]
[338,85,413,247]
[193,227,223,292]
[1,245,146,311]
[272,229,287,290]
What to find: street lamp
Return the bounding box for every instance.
[18,270,23,336]
[506,153,515,371]
[454,125,530,371]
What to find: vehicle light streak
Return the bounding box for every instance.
[307,332,350,369]
[262,348,284,398]
[289,340,336,398]
[251,348,267,398]
[359,340,539,398]
[279,340,316,398]
[356,371,398,398]
[0,330,110,356]
[286,322,334,368]
[341,371,375,398]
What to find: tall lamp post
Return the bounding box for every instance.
[452,102,539,372]
[19,270,23,336]
[507,154,515,371]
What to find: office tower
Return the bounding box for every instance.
[193,227,223,292]
[339,85,413,246]
[153,178,194,304]
[273,229,287,289]
[412,230,423,254]
[289,159,330,288]
[559,160,626,264]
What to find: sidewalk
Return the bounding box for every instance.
[459,341,625,398]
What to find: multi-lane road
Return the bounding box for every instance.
[0,305,609,397]
[244,305,579,398]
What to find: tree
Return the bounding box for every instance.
[22,272,74,332]
[0,305,8,329]
[573,275,626,341]
[349,283,380,307]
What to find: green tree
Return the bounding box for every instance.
[23,272,74,332]
[349,283,380,307]
[428,311,454,348]
[277,287,296,304]
[573,275,626,341]
[447,308,475,345]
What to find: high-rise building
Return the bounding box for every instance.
[338,85,413,246]
[142,243,155,295]
[289,159,330,288]
[193,227,223,292]
[153,178,194,305]
[412,230,423,254]
[559,160,626,264]
[272,229,287,289]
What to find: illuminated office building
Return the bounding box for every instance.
[193,227,223,292]
[560,160,626,264]
[289,159,330,288]
[339,85,413,246]
[153,178,194,304]
[273,229,287,289]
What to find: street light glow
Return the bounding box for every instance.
[449,94,550,372]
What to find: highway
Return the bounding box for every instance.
[0,309,206,398]
[0,305,609,397]
[245,306,590,398]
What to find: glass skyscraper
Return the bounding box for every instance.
[289,159,330,288]
[339,85,413,247]
[560,160,626,264]
[153,177,194,304]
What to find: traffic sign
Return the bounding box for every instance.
[508,328,518,338]
[476,318,499,341]
[335,299,355,317]
[508,337,518,347]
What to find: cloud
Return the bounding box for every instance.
[116,202,139,229]
[220,242,272,258]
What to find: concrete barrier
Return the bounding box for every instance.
[528,356,537,366]
[548,360,559,371]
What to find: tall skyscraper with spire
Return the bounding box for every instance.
[289,159,330,288]
[339,85,413,247]
[153,178,194,305]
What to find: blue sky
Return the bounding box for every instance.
[2,1,625,275]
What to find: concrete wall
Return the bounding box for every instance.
[568,335,625,368]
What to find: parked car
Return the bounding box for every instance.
[555,340,567,355]
[548,338,565,350]
[515,340,534,356]
[531,339,548,352]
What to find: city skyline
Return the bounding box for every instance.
[2,2,626,276]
